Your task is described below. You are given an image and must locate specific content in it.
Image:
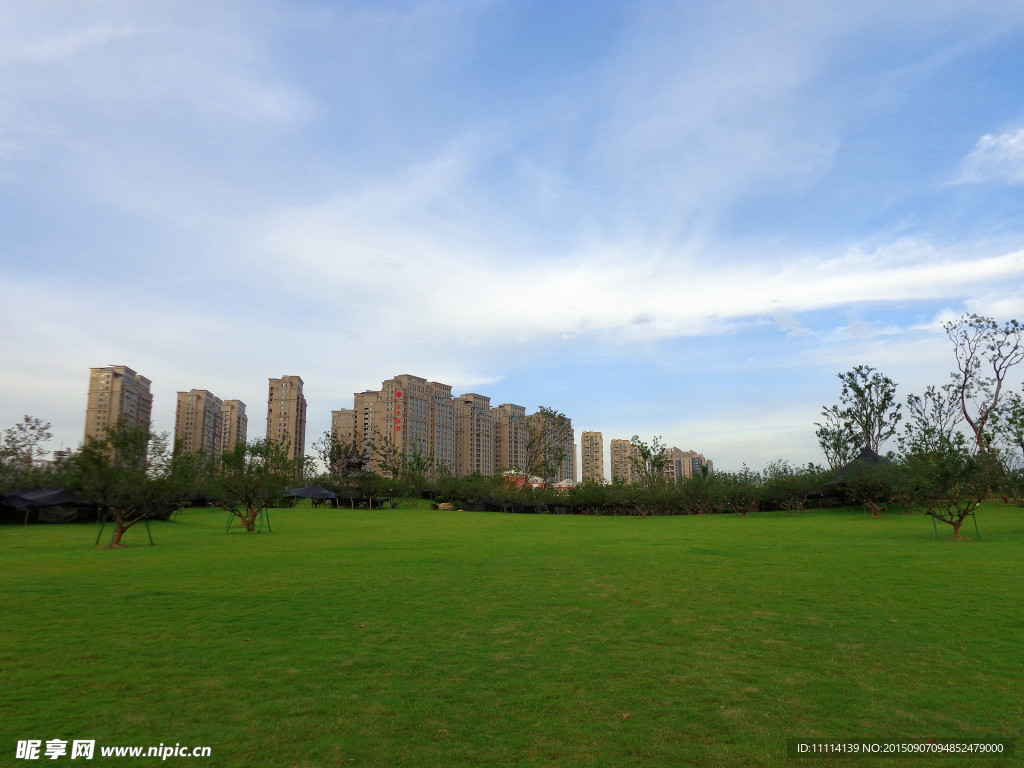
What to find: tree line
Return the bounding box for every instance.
[3,314,1022,542]
[812,313,1024,538]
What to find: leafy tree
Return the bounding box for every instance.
[677,472,726,515]
[0,416,53,488]
[901,433,1002,539]
[213,439,294,532]
[402,442,436,489]
[761,460,827,514]
[990,389,1024,468]
[841,459,901,517]
[170,447,219,502]
[522,406,573,484]
[561,478,609,515]
[312,430,367,476]
[944,314,1024,452]
[368,428,407,480]
[629,435,668,488]
[720,466,762,516]
[833,365,901,447]
[814,407,859,471]
[899,384,963,455]
[66,422,186,546]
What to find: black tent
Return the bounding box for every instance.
[0,488,98,524]
[285,484,338,499]
[822,447,892,486]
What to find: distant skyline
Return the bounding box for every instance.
[3,0,1024,471]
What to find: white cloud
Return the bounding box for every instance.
[954,128,1024,185]
[5,0,1024,472]
[252,169,1024,347]
[1,22,143,63]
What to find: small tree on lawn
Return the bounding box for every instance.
[721,467,762,516]
[901,433,1002,540]
[214,439,294,532]
[841,459,901,517]
[67,422,185,546]
[761,460,827,515]
[678,472,726,515]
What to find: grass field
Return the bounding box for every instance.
[1,503,1022,767]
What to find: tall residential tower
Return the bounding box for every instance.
[266,375,307,461]
[580,431,605,483]
[84,365,152,442]
[174,389,224,459]
[221,400,248,453]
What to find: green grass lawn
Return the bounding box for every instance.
[1,503,1021,767]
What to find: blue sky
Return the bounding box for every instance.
[3,0,1024,472]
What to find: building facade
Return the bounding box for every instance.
[610,438,640,484]
[580,431,605,483]
[491,403,527,474]
[663,447,713,482]
[221,400,248,453]
[84,365,153,442]
[266,375,307,461]
[342,375,455,478]
[333,376,579,483]
[330,408,356,444]
[175,389,224,459]
[454,393,494,477]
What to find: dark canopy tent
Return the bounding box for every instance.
[0,488,98,523]
[330,490,391,509]
[822,447,892,487]
[285,485,338,500]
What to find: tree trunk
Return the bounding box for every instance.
[244,505,258,532]
[109,511,128,547]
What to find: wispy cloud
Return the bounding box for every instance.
[4,0,1024,470]
[954,128,1024,185]
[1,22,142,63]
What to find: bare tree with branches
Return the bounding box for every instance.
[945,314,1024,452]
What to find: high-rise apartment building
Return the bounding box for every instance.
[454,393,494,477]
[552,415,576,483]
[663,447,713,482]
[351,391,381,470]
[221,400,247,453]
[330,408,356,443]
[580,431,605,483]
[266,375,307,461]
[84,365,153,442]
[336,376,577,483]
[492,403,527,473]
[385,375,454,475]
[610,438,640,484]
[341,375,455,478]
[175,389,223,459]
